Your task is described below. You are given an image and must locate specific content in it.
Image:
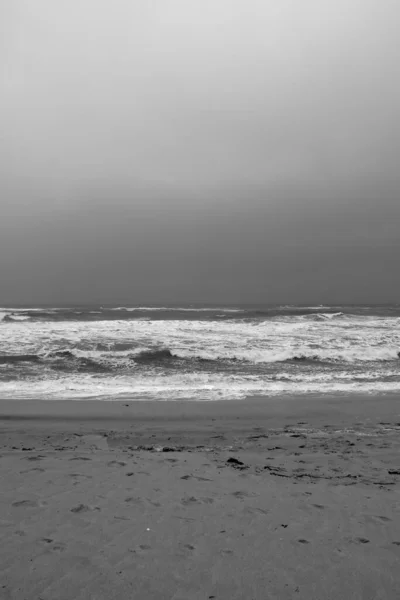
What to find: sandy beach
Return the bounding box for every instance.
[1,395,400,599]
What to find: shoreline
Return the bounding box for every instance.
[1,393,399,456]
[1,392,399,422]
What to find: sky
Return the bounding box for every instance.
[1,0,399,305]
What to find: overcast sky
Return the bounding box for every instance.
[1,0,399,305]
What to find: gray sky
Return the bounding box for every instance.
[1,0,399,304]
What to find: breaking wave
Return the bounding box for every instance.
[1,345,397,373]
[4,316,31,322]
[304,312,345,321]
[1,304,400,399]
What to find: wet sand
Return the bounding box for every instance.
[1,395,400,599]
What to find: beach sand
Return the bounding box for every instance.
[1,395,400,599]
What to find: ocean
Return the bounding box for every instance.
[0,305,400,400]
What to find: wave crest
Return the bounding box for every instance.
[303,312,345,321]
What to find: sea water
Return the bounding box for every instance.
[0,305,399,400]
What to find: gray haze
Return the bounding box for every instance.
[1,0,399,305]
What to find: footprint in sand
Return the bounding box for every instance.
[349,537,370,544]
[20,467,45,473]
[69,473,93,485]
[138,544,152,551]
[181,496,200,505]
[23,455,45,462]
[244,506,269,516]
[146,499,161,507]
[39,538,67,551]
[181,496,214,506]
[312,504,325,509]
[231,491,257,500]
[360,514,392,526]
[298,539,310,544]
[125,496,144,505]
[12,499,45,508]
[52,542,67,552]
[183,544,195,551]
[69,456,92,461]
[181,475,213,482]
[176,543,197,558]
[70,503,100,514]
[107,460,127,467]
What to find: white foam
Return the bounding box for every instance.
[8,315,31,321]
[1,371,400,401]
[108,307,243,312]
[1,313,399,400]
[1,316,399,363]
[0,307,49,312]
[0,311,30,322]
[314,312,344,320]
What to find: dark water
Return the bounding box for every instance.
[2,304,400,322]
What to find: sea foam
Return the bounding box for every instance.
[0,307,399,400]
